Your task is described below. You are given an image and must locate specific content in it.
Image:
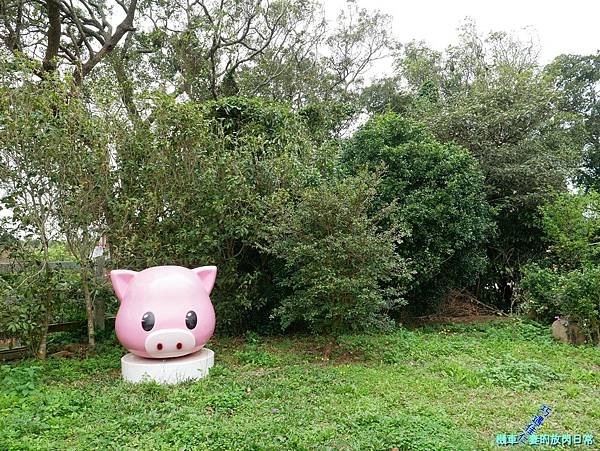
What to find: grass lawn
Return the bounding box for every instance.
[1,319,599,450]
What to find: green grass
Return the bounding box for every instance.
[1,319,599,450]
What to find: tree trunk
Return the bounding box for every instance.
[82,266,96,347]
[37,237,53,359]
[36,302,51,359]
[42,0,61,72]
[93,254,106,332]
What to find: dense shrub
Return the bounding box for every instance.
[520,192,600,342]
[538,191,600,268]
[108,97,311,331]
[557,266,600,340]
[342,113,494,308]
[521,265,600,342]
[259,173,411,333]
[108,96,400,333]
[519,264,561,322]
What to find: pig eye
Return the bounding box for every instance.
[185,310,197,329]
[141,312,155,331]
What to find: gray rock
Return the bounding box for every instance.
[551,319,586,345]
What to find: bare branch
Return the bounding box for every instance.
[74,0,138,84]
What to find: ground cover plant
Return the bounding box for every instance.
[1,319,598,450]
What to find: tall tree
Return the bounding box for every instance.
[120,0,321,101]
[0,68,62,357]
[545,53,600,192]
[0,59,112,351]
[239,1,393,105]
[106,0,394,118]
[391,22,583,306]
[0,0,138,83]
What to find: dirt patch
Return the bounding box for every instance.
[407,289,507,327]
[411,314,508,326]
[330,347,365,365]
[50,350,76,359]
[260,336,365,365]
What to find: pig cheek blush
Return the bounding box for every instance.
[110,265,217,384]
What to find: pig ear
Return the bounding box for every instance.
[110,270,138,303]
[192,266,217,294]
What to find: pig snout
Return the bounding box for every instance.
[144,328,196,358]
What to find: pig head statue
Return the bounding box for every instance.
[110,266,217,359]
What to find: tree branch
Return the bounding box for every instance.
[73,0,138,84]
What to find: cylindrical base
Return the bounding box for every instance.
[121,348,214,384]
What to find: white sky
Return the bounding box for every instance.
[324,0,600,78]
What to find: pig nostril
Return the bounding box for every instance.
[176,342,182,350]
[157,343,163,351]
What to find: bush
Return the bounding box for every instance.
[342,113,494,308]
[108,96,398,333]
[519,264,561,322]
[539,191,600,268]
[259,173,411,333]
[107,96,320,332]
[520,192,600,342]
[521,264,600,342]
[558,266,600,340]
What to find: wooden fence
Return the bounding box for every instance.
[0,257,110,361]
[0,260,81,274]
[0,317,116,360]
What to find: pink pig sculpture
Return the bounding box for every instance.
[110,265,217,359]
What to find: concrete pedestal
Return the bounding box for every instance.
[121,348,214,384]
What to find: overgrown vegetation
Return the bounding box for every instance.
[1,3,599,450]
[103,96,413,333]
[259,173,409,332]
[1,0,599,350]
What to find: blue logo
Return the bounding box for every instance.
[495,405,594,446]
